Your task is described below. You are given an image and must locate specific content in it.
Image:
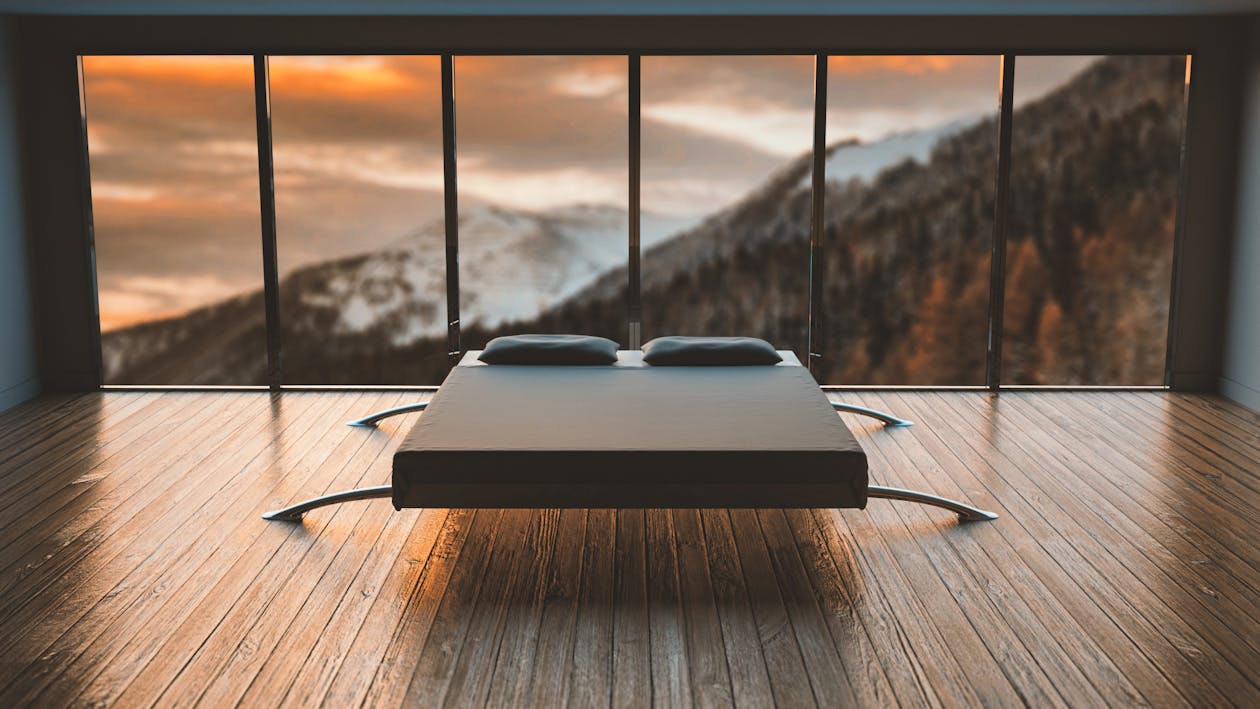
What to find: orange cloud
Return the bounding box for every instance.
[828,55,990,75]
[82,55,255,89]
[269,56,440,99]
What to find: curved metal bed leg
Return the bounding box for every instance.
[263,485,393,521]
[832,402,914,427]
[347,401,428,427]
[867,485,998,522]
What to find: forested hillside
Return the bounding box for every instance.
[499,54,1184,385]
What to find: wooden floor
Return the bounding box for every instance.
[0,390,1256,708]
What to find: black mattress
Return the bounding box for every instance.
[392,351,869,508]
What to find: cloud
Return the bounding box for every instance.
[98,273,246,331]
[1012,56,1103,107]
[641,55,815,112]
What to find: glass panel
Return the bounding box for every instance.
[269,56,447,384]
[1004,55,1186,384]
[83,56,265,385]
[818,56,1001,385]
[640,56,814,356]
[454,56,629,349]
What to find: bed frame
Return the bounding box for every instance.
[345,399,914,428]
[263,483,996,522]
[265,352,995,525]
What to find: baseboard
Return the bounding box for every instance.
[1219,376,1260,413]
[0,376,39,413]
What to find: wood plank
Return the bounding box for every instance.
[954,392,1260,670]
[421,509,551,707]
[645,507,692,708]
[0,393,78,444]
[1153,394,1260,487]
[0,393,173,571]
[0,393,136,476]
[723,508,819,708]
[1060,393,1260,541]
[929,391,1249,705]
[0,393,248,647]
[870,391,1163,707]
[240,508,447,706]
[774,508,918,707]
[0,392,158,502]
[314,507,477,707]
[364,508,507,707]
[6,391,341,708]
[669,508,735,707]
[1008,393,1260,617]
[1044,392,1260,574]
[564,508,615,709]
[520,509,588,708]
[694,508,775,708]
[610,508,651,709]
[863,392,1111,705]
[137,394,410,707]
[0,391,1255,708]
[753,508,865,707]
[197,429,433,707]
[57,392,389,707]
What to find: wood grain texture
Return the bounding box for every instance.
[0,390,1256,707]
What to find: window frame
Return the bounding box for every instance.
[74,47,1194,392]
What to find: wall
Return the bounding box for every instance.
[1222,19,1260,411]
[0,16,38,410]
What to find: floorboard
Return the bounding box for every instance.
[0,390,1256,707]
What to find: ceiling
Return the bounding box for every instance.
[0,0,1258,16]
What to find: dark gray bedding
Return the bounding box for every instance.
[392,351,869,508]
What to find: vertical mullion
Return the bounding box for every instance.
[253,55,283,390]
[76,56,105,387]
[985,53,1016,391]
[442,54,461,363]
[1163,54,1193,389]
[628,54,642,348]
[806,54,828,373]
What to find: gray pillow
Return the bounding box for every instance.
[478,334,619,365]
[641,336,782,366]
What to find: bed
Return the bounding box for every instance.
[263,351,996,523]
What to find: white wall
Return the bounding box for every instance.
[0,16,38,411]
[1222,19,1260,411]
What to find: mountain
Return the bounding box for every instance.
[100,203,686,384]
[802,117,976,189]
[101,55,1184,386]
[481,55,1184,386]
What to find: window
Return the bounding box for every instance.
[269,56,448,384]
[640,56,815,355]
[80,51,1191,388]
[83,56,265,385]
[454,56,630,349]
[817,56,1001,385]
[1003,55,1187,385]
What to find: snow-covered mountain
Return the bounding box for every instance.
[282,203,694,345]
[808,118,977,188]
[100,202,694,382]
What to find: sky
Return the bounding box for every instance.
[83,53,1098,330]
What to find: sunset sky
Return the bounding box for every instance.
[83,53,1091,330]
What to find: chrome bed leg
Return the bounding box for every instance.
[867,485,998,521]
[832,402,914,427]
[262,485,393,521]
[347,401,428,427]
